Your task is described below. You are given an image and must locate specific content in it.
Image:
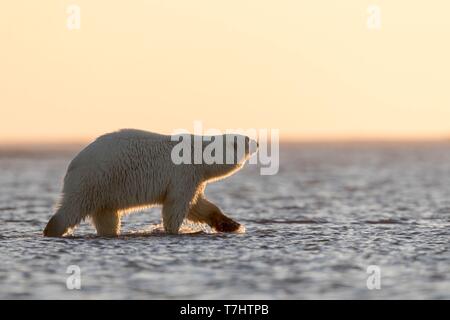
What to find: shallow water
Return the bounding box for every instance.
[0,142,449,299]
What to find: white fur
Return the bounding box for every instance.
[44,129,256,237]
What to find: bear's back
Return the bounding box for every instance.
[101,129,170,141]
[66,129,172,174]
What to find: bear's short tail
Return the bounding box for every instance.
[43,211,69,237]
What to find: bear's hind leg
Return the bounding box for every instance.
[44,202,86,237]
[91,209,121,237]
[188,196,243,233]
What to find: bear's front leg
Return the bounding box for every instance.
[161,196,191,234]
[188,196,244,233]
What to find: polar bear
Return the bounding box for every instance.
[43,129,258,237]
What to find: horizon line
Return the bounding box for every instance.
[1,136,450,148]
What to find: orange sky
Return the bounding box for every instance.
[1,1,450,143]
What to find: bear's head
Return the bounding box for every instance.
[170,133,258,182]
[200,133,258,181]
